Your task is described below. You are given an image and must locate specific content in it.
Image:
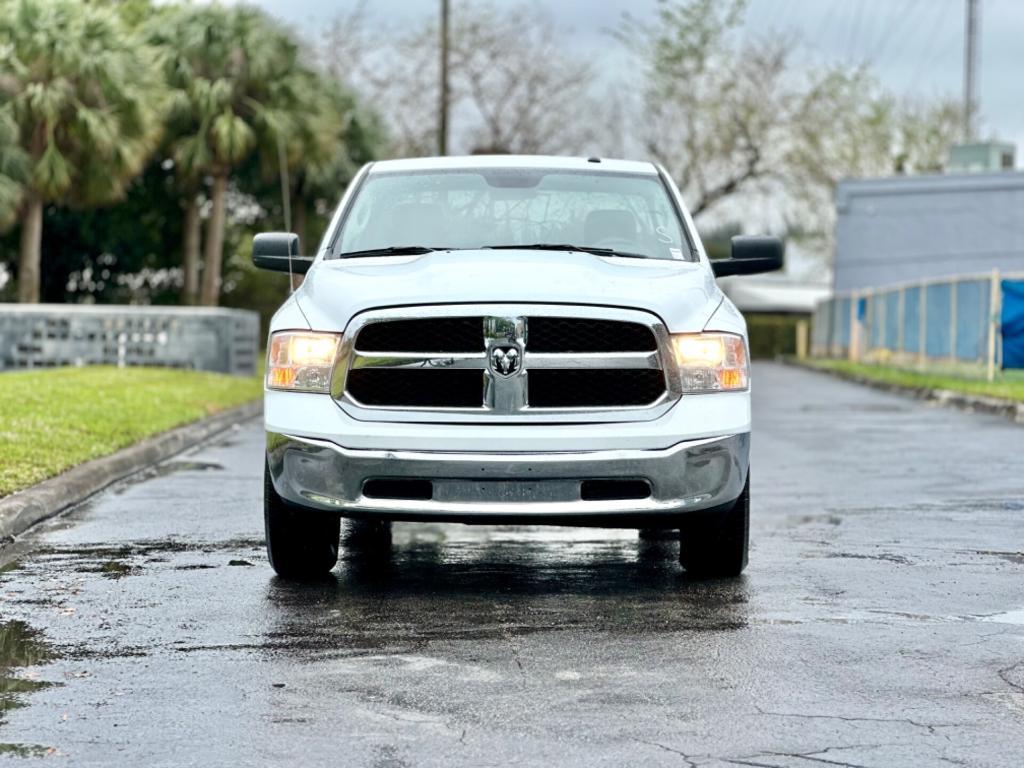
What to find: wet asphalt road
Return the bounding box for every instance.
[1,363,1023,767]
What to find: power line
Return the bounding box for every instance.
[814,0,843,44]
[907,0,953,89]
[869,0,920,65]
[846,0,867,62]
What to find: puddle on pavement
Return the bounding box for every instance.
[82,559,138,579]
[975,550,1024,565]
[108,460,226,496]
[1,620,58,752]
[38,538,263,562]
[152,460,225,477]
[800,403,910,413]
[981,608,1024,625]
[785,514,842,527]
[826,552,913,565]
[0,743,55,758]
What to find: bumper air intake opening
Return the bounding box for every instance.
[363,479,434,501]
[580,479,652,501]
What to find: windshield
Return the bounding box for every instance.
[331,168,693,261]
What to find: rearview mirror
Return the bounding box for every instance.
[711,236,784,277]
[253,232,314,274]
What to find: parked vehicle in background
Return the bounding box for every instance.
[254,156,783,580]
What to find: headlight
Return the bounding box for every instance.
[671,332,748,393]
[266,331,341,393]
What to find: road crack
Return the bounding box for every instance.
[729,757,868,768]
[728,744,891,768]
[495,603,527,682]
[998,661,1024,694]
[631,738,699,767]
[753,706,964,735]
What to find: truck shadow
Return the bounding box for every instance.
[263,527,750,650]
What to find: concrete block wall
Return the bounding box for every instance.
[0,305,260,376]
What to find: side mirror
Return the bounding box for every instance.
[252,232,314,274]
[711,235,784,277]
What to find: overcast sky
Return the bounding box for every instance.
[244,0,1024,161]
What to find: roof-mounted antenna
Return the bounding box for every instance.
[276,133,295,293]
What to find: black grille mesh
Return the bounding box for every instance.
[527,317,657,352]
[347,369,483,407]
[356,317,484,353]
[528,369,666,407]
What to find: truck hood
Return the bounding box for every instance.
[293,249,722,333]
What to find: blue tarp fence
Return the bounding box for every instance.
[811,274,1024,370]
[1002,280,1024,369]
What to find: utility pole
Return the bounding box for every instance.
[438,0,450,156]
[963,0,980,141]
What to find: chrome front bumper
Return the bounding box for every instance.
[266,432,749,524]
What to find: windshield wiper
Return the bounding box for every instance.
[337,246,446,258]
[483,243,651,260]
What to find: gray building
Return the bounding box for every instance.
[834,171,1024,293]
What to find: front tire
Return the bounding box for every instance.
[264,463,340,579]
[678,473,750,578]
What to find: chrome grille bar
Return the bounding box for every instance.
[521,352,661,370]
[350,351,659,370]
[351,352,486,370]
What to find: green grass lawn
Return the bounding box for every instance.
[0,366,263,498]
[805,359,1024,403]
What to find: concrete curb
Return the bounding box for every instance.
[785,359,1024,424]
[0,400,263,544]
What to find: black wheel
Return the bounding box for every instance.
[264,463,340,579]
[679,473,749,578]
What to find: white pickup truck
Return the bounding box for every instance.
[254,155,782,580]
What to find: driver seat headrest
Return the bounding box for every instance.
[583,209,638,243]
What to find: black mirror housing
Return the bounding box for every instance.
[252,232,314,274]
[711,235,784,277]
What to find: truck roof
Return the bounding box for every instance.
[368,155,659,175]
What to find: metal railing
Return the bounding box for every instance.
[811,271,1024,380]
[0,304,260,376]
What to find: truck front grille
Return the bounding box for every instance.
[342,308,673,418]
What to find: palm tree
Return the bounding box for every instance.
[0,107,27,234]
[145,5,319,307]
[0,0,164,302]
[144,6,211,305]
